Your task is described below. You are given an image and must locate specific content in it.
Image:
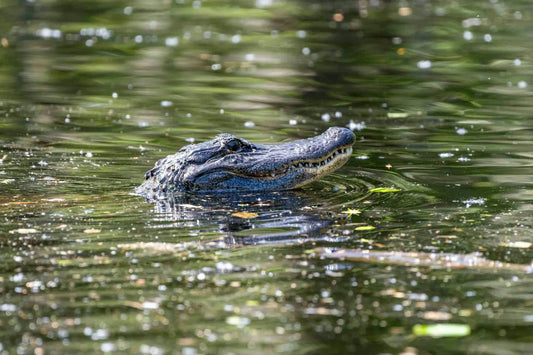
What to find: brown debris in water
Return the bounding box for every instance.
[313,247,533,272]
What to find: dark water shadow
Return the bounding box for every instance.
[142,190,339,246]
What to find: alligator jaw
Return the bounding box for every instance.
[230,145,353,181]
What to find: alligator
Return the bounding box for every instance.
[136,126,354,199]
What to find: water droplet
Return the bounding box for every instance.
[347,120,365,131]
[256,0,272,8]
[462,18,481,28]
[417,60,431,69]
[141,301,159,310]
[101,342,116,353]
[456,128,467,135]
[165,37,179,46]
[296,30,307,38]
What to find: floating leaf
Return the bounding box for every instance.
[370,187,401,193]
[437,235,457,239]
[387,112,409,118]
[421,311,452,321]
[226,316,251,328]
[342,208,361,216]
[10,228,38,234]
[360,238,374,243]
[355,225,375,231]
[43,198,65,202]
[501,241,532,249]
[232,212,259,219]
[413,324,471,337]
[83,228,101,234]
[56,259,74,266]
[8,201,38,205]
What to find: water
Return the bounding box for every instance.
[1,0,533,353]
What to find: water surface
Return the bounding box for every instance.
[1,0,533,354]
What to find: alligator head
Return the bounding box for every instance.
[136,127,354,198]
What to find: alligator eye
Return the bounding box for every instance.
[226,140,241,152]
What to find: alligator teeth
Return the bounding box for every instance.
[285,148,352,172]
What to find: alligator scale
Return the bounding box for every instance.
[136,127,354,198]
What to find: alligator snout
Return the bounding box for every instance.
[136,127,355,198]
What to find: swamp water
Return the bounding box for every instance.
[1,0,533,354]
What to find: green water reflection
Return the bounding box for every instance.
[1,0,533,354]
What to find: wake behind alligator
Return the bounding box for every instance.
[136,127,355,199]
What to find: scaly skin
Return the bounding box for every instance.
[136,127,354,199]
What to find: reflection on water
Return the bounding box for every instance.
[146,191,334,245]
[1,0,533,353]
